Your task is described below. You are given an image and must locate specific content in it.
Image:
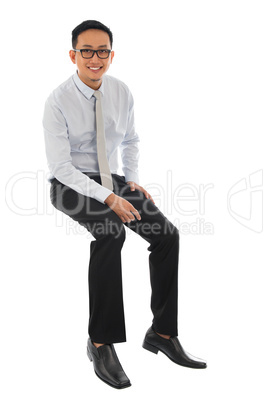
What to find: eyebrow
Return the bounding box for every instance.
[81,44,109,48]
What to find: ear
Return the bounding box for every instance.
[69,50,76,65]
[110,50,115,64]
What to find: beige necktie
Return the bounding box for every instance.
[94,90,113,191]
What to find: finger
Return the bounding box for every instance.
[143,189,155,204]
[148,193,155,204]
[131,209,141,221]
[126,211,136,221]
[127,181,135,191]
[144,191,149,199]
[121,214,130,223]
[120,210,134,223]
[140,187,150,199]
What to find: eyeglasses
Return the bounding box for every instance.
[73,49,112,59]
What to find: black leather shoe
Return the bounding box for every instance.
[142,326,207,369]
[87,338,131,389]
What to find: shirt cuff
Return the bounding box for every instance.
[93,186,114,204]
[124,170,139,185]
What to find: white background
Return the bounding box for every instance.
[1,0,267,400]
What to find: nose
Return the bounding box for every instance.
[91,52,100,63]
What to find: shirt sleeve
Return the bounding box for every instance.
[119,90,140,184]
[43,95,113,204]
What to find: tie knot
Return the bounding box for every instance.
[94,90,101,100]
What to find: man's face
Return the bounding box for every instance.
[69,29,114,89]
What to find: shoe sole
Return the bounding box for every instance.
[142,340,207,369]
[87,347,132,389]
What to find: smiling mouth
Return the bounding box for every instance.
[87,66,102,71]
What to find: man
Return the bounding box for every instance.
[43,20,206,389]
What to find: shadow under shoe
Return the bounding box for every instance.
[142,326,207,369]
[87,339,131,389]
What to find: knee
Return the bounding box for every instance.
[167,228,179,249]
[173,227,180,242]
[165,223,179,243]
[86,218,126,247]
[106,223,126,246]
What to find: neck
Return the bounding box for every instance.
[78,73,102,90]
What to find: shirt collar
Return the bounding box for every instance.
[72,71,105,100]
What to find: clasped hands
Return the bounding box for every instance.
[104,181,155,223]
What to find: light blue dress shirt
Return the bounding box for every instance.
[43,72,140,203]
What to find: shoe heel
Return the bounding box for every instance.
[87,348,93,362]
[142,340,159,355]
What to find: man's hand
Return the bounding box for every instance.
[127,181,155,204]
[104,193,141,223]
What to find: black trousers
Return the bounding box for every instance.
[50,173,179,344]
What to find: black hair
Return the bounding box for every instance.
[72,20,113,49]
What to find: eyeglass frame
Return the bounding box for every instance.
[72,49,112,59]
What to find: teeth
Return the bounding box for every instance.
[89,67,101,70]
